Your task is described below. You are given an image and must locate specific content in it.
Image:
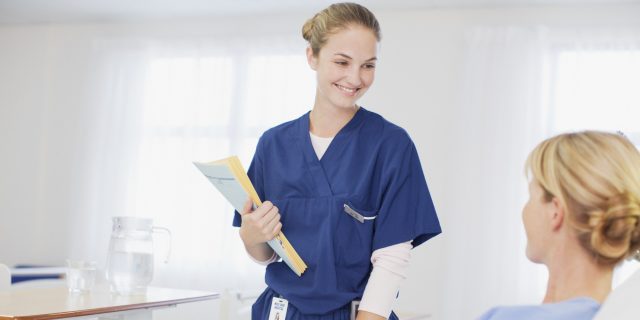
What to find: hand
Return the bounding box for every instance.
[239,199,282,249]
[356,310,386,320]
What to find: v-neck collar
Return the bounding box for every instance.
[301,107,367,164]
[295,107,368,196]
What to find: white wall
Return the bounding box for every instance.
[1,4,639,319]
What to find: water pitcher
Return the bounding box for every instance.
[105,217,171,295]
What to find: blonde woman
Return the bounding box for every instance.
[479,131,640,319]
[234,2,441,320]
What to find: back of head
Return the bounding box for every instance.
[526,131,640,266]
[302,2,381,56]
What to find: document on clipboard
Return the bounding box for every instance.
[194,156,307,276]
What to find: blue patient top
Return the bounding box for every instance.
[477,297,600,320]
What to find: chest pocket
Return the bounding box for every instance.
[334,200,378,269]
[343,203,378,223]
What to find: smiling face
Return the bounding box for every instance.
[307,24,378,111]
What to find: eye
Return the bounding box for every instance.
[363,63,376,69]
[334,60,348,66]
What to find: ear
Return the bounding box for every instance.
[549,197,565,231]
[306,46,318,71]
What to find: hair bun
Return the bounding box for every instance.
[301,3,381,56]
[589,192,640,261]
[301,14,317,42]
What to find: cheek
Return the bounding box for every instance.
[363,71,375,86]
[522,203,531,227]
[522,205,535,248]
[328,69,348,84]
[316,64,336,79]
[522,204,546,263]
[523,204,542,242]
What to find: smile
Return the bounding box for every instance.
[334,84,360,95]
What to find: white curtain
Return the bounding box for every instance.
[550,27,640,135]
[440,26,553,319]
[441,25,640,319]
[548,27,640,287]
[66,35,315,293]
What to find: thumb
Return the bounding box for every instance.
[241,198,253,215]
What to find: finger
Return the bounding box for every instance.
[259,205,279,226]
[263,211,281,235]
[253,201,273,219]
[241,198,253,215]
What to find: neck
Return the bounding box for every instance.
[543,244,613,303]
[309,100,359,138]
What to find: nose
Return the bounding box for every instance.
[345,65,363,87]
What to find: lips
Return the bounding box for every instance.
[334,83,360,96]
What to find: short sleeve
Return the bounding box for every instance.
[232,136,267,227]
[372,138,441,251]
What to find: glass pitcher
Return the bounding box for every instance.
[105,216,171,295]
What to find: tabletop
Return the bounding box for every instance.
[0,286,219,320]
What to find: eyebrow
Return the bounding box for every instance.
[333,53,377,62]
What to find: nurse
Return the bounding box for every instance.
[233,3,441,320]
[478,131,640,320]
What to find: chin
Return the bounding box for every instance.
[331,99,359,110]
[525,248,543,264]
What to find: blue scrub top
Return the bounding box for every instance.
[233,107,442,315]
[477,297,601,320]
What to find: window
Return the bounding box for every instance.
[552,49,640,143]
[128,49,315,290]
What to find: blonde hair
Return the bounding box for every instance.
[302,2,381,56]
[526,131,640,265]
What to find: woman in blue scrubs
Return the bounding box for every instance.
[233,3,441,320]
[478,131,640,320]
